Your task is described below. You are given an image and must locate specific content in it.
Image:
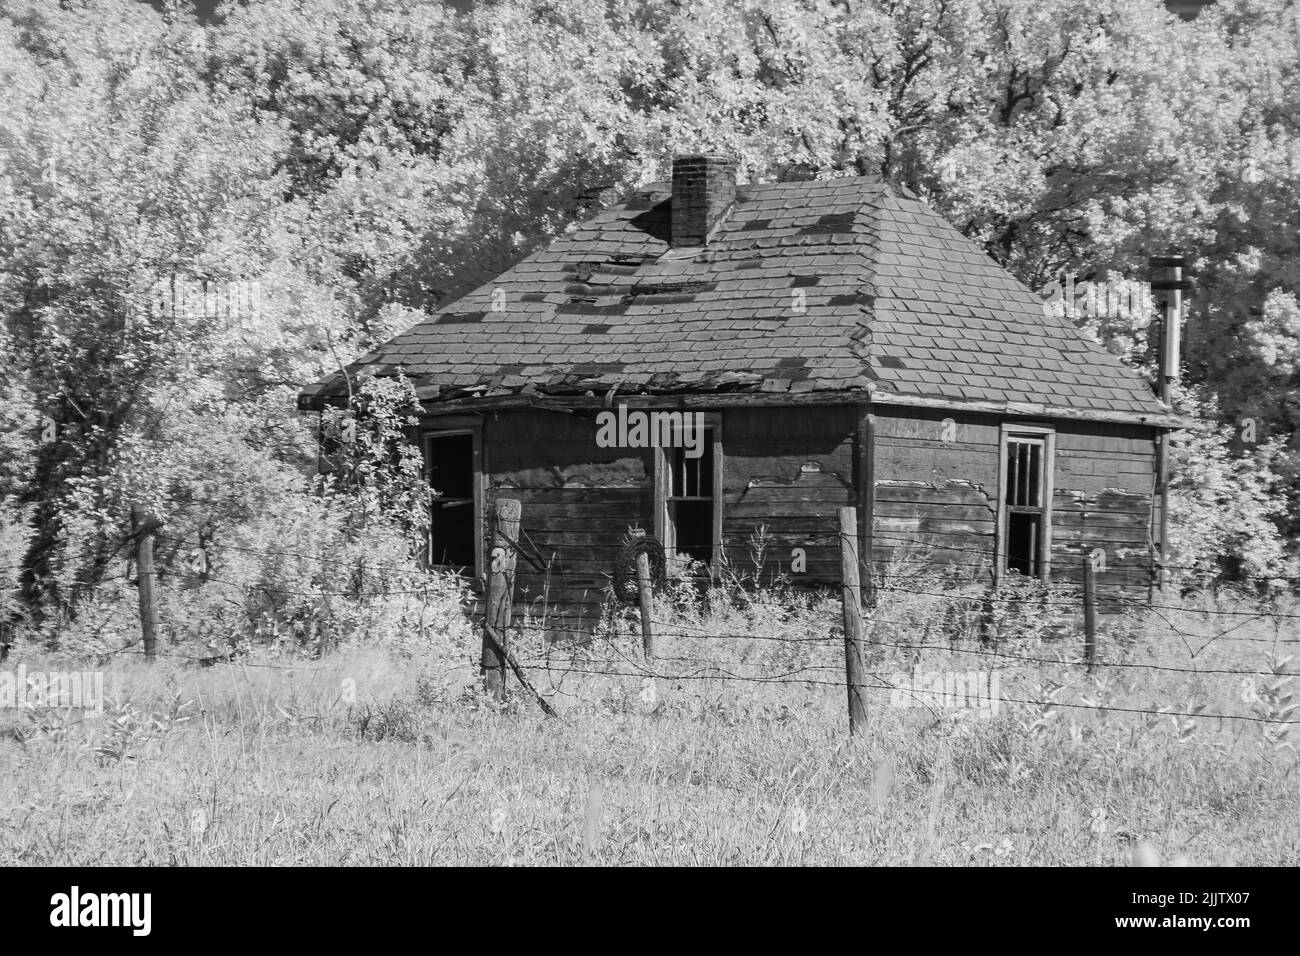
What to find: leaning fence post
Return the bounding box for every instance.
[1083,553,1098,672]
[838,507,869,734]
[635,549,655,660]
[131,507,161,662]
[482,498,520,701]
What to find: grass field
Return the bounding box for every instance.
[1,579,1296,866]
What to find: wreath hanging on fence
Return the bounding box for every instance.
[611,530,666,604]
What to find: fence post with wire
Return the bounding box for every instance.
[482,497,520,701]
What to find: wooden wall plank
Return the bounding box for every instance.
[454,404,1160,612]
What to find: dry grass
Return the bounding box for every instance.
[0,579,1296,866]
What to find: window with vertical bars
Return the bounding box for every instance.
[666,429,715,565]
[1004,436,1046,577]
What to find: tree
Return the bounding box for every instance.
[210,0,1300,576]
[0,0,288,621]
[6,0,1300,639]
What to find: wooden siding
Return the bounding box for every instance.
[1051,425,1157,596]
[720,406,856,587]
[871,407,1157,598]
[483,410,653,603]
[872,408,1000,576]
[421,403,1160,613]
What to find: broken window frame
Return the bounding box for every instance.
[422,419,485,578]
[654,412,723,578]
[995,423,1055,583]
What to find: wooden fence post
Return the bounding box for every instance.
[855,409,876,610]
[1083,554,1098,672]
[635,550,655,660]
[131,507,161,662]
[482,498,520,701]
[838,507,869,734]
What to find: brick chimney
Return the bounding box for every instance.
[671,154,737,247]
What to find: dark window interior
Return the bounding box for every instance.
[427,432,475,569]
[1004,437,1047,578]
[668,430,715,565]
[1005,439,1042,508]
[1006,512,1042,576]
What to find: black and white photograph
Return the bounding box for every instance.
[0,0,1294,920]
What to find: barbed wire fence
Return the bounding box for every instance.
[458,498,1300,736]
[4,494,1298,741]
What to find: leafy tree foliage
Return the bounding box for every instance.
[3,0,1300,649]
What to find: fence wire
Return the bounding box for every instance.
[5,505,1299,729]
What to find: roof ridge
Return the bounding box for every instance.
[845,182,883,377]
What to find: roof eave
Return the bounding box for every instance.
[869,391,1189,429]
[298,384,1188,429]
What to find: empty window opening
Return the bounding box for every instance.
[427,432,476,570]
[1002,435,1048,578]
[1006,513,1043,577]
[666,430,716,566]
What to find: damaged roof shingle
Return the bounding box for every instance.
[298,175,1168,420]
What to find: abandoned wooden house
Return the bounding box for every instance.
[297,154,1183,614]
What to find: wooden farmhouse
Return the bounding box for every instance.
[299,155,1182,613]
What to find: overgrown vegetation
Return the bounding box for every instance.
[2,0,1300,865]
[1,573,1294,865]
[5,0,1300,651]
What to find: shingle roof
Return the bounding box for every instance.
[299,175,1170,421]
